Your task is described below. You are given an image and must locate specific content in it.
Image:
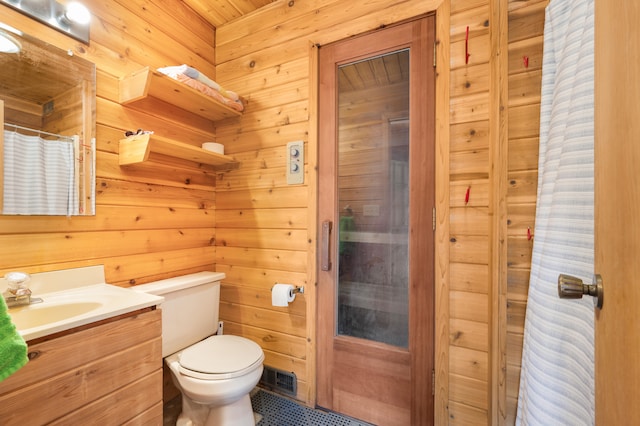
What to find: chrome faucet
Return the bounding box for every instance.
[3,272,42,308]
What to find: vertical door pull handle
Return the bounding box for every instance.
[321,221,332,271]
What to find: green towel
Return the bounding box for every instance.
[0,296,28,382]
[339,216,356,255]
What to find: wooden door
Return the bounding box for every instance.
[594,0,640,423]
[317,16,435,425]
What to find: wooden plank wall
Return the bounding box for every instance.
[448,0,494,424]
[505,0,547,423]
[213,0,445,406]
[0,0,220,286]
[448,0,545,423]
[0,0,546,422]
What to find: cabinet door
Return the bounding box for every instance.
[0,309,162,425]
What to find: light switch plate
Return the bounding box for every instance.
[286,141,304,184]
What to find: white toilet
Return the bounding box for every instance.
[135,271,264,426]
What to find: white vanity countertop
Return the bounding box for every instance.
[3,266,163,341]
[9,283,163,342]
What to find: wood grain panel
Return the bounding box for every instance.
[223,321,307,359]
[50,371,163,425]
[215,264,307,288]
[215,0,442,63]
[506,237,534,269]
[451,64,491,98]
[449,235,490,264]
[0,310,160,394]
[508,103,541,139]
[449,345,489,381]
[508,35,544,74]
[450,149,491,178]
[451,120,490,153]
[0,311,162,425]
[220,284,306,316]
[450,92,490,124]
[507,203,536,237]
[508,4,546,43]
[218,58,309,105]
[450,373,489,409]
[216,228,308,250]
[451,34,491,69]
[451,0,490,14]
[215,246,307,272]
[509,71,542,107]
[507,170,538,204]
[504,4,546,418]
[215,208,307,229]
[450,207,490,236]
[0,339,161,425]
[448,400,489,426]
[506,267,531,301]
[450,180,490,207]
[508,137,539,171]
[450,5,490,42]
[450,318,489,351]
[220,301,306,338]
[451,291,489,323]
[450,262,490,294]
[0,228,214,271]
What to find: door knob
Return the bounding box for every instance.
[557,274,603,309]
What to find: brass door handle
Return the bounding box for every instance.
[557,274,604,309]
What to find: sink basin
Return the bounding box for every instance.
[7,283,163,341]
[9,302,103,330]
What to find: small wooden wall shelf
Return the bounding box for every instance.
[119,133,238,169]
[118,67,242,121]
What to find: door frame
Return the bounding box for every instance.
[306,3,450,424]
[594,0,640,422]
[316,15,437,425]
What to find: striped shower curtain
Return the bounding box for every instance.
[516,0,595,424]
[3,130,78,216]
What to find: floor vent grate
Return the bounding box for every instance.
[260,366,297,397]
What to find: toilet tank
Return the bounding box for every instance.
[134,271,225,357]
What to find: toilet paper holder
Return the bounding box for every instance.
[271,285,304,295]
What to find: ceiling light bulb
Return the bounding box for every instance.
[64,2,91,25]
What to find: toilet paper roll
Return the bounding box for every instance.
[202,142,224,154]
[272,283,296,307]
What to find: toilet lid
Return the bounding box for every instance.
[178,335,264,380]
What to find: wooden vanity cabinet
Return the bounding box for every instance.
[0,308,163,425]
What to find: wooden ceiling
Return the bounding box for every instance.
[182,0,276,28]
[183,1,410,95]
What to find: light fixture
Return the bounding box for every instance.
[0,23,21,53]
[0,0,91,44]
[0,30,20,53]
[62,2,91,26]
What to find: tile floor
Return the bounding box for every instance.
[163,388,373,426]
[251,389,372,426]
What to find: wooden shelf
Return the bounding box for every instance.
[118,67,242,122]
[119,133,238,169]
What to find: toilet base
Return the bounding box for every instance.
[178,393,256,426]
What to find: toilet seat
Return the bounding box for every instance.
[178,335,264,381]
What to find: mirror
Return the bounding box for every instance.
[0,23,95,216]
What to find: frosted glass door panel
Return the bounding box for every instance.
[336,50,409,348]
